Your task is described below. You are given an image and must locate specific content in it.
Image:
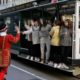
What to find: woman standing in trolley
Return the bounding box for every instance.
[49,20,60,68]
[39,19,51,63]
[0,20,20,80]
[60,19,72,69]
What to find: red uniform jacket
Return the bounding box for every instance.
[0,33,20,67]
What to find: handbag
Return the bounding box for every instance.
[0,36,10,67]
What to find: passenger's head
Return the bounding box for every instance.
[64,19,72,29]
[46,20,51,25]
[34,20,39,27]
[53,20,60,26]
[0,21,8,33]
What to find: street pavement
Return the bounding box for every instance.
[5,59,80,80]
[6,65,45,80]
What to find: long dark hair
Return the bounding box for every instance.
[53,20,60,26]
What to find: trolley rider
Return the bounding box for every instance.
[0,21,20,80]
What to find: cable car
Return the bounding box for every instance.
[0,0,80,78]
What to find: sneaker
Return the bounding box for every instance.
[35,57,37,61]
[48,61,53,66]
[57,63,62,69]
[37,58,40,62]
[62,63,69,69]
[54,63,58,68]
[40,59,44,64]
[26,55,30,59]
[30,57,34,61]
[35,57,40,62]
[40,61,44,64]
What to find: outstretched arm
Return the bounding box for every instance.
[22,28,32,35]
[8,26,20,43]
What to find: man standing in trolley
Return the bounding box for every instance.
[0,20,20,80]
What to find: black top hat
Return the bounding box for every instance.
[0,21,7,32]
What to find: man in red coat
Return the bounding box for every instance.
[0,21,20,80]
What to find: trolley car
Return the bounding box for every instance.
[0,0,80,78]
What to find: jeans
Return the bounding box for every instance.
[40,37,50,61]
